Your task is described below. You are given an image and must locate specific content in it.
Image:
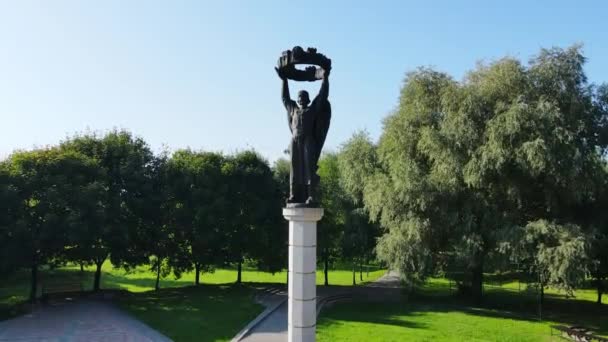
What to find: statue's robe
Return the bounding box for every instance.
[284,96,331,202]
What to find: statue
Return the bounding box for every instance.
[275,46,332,207]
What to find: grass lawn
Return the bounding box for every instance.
[0,261,385,320]
[318,302,555,342]
[420,277,607,305]
[117,284,263,342]
[317,278,608,341]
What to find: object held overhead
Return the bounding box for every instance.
[277,46,332,82]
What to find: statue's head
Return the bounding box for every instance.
[297,90,310,108]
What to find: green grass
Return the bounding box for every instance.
[421,277,607,304]
[117,284,263,342]
[7,263,605,341]
[318,302,556,342]
[0,261,385,320]
[0,261,384,340]
[317,277,608,341]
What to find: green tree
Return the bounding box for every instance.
[464,46,607,298]
[588,163,608,304]
[317,153,347,286]
[165,150,229,285]
[362,67,482,294]
[224,150,281,283]
[140,153,176,291]
[590,231,608,304]
[338,131,378,206]
[358,45,608,302]
[508,220,589,304]
[0,161,21,275]
[342,208,378,284]
[7,148,99,301]
[272,158,291,280]
[272,158,290,203]
[61,130,155,291]
[338,132,381,282]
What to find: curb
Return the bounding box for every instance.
[231,296,287,342]
[316,293,353,317]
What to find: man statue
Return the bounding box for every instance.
[276,66,331,206]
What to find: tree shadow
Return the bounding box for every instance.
[315,276,608,339]
[407,288,608,337]
[318,300,428,330]
[115,284,264,342]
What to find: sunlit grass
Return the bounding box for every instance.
[80,261,384,291]
[318,301,559,342]
[317,278,608,341]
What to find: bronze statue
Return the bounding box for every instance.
[275,47,332,206]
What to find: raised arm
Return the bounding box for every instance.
[313,68,330,109]
[276,67,295,131]
[318,75,329,100]
[281,78,293,109]
[276,67,295,112]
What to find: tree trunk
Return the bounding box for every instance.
[195,263,201,285]
[323,249,329,286]
[29,262,38,302]
[155,259,161,291]
[470,259,484,304]
[80,263,84,272]
[352,261,356,286]
[597,278,604,305]
[93,261,103,292]
[540,285,545,305]
[237,259,242,284]
[359,259,363,281]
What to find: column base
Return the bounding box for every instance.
[288,325,316,342]
[284,207,323,342]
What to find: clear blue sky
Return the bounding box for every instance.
[1,1,606,161]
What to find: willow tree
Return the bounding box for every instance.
[317,153,348,286]
[358,45,607,302]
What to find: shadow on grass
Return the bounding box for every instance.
[318,278,608,340]
[116,284,264,342]
[319,302,428,331]
[408,286,608,337]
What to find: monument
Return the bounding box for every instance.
[276,46,331,342]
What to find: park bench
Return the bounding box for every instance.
[41,281,83,301]
[550,325,608,342]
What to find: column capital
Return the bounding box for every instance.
[283,207,324,222]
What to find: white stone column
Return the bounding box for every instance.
[283,207,323,342]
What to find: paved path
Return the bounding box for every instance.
[239,298,288,342]
[365,270,401,288]
[0,300,172,342]
[237,271,402,342]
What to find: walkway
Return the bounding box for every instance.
[0,299,172,342]
[365,270,401,288]
[236,271,402,342]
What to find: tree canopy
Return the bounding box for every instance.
[350,45,608,302]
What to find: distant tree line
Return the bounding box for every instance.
[0,130,377,302]
[340,45,608,304]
